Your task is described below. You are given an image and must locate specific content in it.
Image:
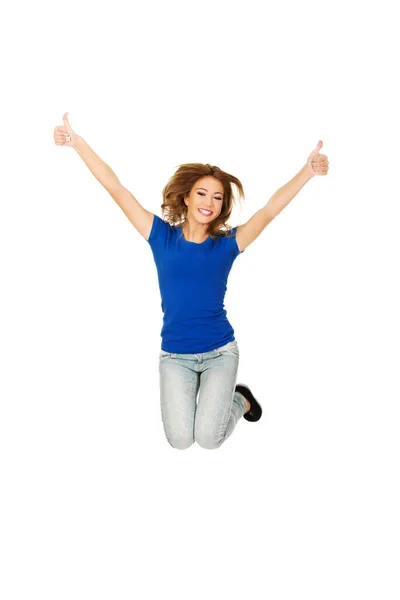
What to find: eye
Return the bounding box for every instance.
[197,192,223,200]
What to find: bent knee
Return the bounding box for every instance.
[195,434,223,450]
[167,435,194,450]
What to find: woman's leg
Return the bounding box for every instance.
[159,351,199,449]
[194,341,248,449]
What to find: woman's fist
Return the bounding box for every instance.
[53,112,78,147]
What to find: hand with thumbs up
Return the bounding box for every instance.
[53,112,78,148]
[306,140,329,176]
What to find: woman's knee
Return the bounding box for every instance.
[167,434,195,450]
[195,432,223,450]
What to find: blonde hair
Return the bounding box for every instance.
[160,163,245,240]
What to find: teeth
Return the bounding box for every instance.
[199,209,212,214]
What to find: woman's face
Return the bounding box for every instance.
[184,176,224,222]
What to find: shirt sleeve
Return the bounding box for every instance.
[147,214,169,246]
[231,226,245,257]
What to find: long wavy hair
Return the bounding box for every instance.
[160,163,245,240]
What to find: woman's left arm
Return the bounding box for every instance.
[267,140,329,215]
[236,141,329,253]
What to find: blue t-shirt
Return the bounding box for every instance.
[147,214,244,353]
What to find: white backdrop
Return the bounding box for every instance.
[1,0,399,598]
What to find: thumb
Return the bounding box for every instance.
[308,140,323,161]
[63,112,72,133]
[313,140,323,154]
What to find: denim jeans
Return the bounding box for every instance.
[158,340,248,449]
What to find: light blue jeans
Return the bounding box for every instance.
[158,340,248,449]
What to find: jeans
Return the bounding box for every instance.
[158,340,248,449]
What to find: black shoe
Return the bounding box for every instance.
[235,383,262,422]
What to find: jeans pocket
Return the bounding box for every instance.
[159,351,172,360]
[214,341,239,358]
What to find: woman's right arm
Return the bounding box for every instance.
[73,135,122,196]
[54,113,154,240]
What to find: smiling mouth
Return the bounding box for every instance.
[198,208,213,215]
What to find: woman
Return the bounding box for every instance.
[54,113,329,450]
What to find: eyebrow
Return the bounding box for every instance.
[196,187,223,196]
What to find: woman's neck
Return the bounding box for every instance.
[182,221,209,243]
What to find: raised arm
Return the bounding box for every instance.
[54,113,154,241]
[236,141,329,253]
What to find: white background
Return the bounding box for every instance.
[1,0,399,598]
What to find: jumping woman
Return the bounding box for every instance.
[54,113,329,450]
